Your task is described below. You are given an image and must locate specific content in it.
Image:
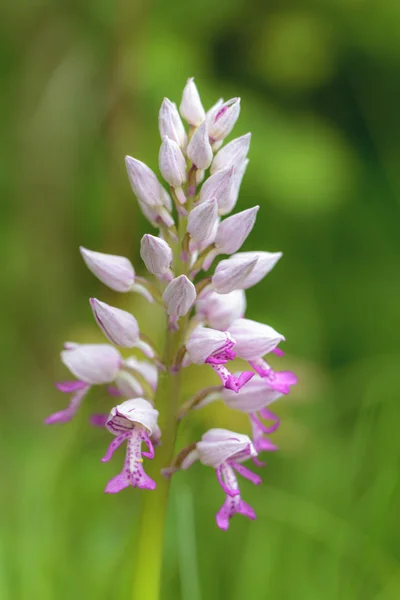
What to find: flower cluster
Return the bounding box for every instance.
[46,78,297,530]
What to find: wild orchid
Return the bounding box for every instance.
[46,77,297,599]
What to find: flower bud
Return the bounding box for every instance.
[106,398,159,435]
[215,206,259,255]
[80,247,134,292]
[197,429,256,467]
[159,98,187,149]
[186,326,234,365]
[208,98,241,142]
[228,251,282,289]
[115,371,144,398]
[125,156,164,207]
[124,356,158,391]
[212,255,259,294]
[220,159,249,215]
[221,374,282,413]
[180,77,205,126]
[61,343,121,385]
[162,275,196,316]
[228,318,284,360]
[138,198,174,229]
[199,166,235,213]
[211,133,251,174]
[196,287,246,330]
[140,234,173,276]
[187,121,213,170]
[187,198,219,246]
[159,136,187,188]
[90,298,140,348]
[206,99,224,128]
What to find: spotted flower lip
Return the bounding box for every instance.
[228,318,285,361]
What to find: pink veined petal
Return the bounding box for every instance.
[101,431,131,462]
[104,471,131,494]
[230,461,262,485]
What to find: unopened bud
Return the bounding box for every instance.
[196,287,246,330]
[228,318,284,360]
[215,206,259,255]
[159,98,187,149]
[125,156,164,207]
[61,343,121,385]
[140,234,173,277]
[180,77,205,126]
[80,247,134,293]
[90,298,140,348]
[187,198,219,247]
[210,133,251,174]
[187,121,213,170]
[208,98,241,142]
[227,251,282,289]
[159,136,187,188]
[199,166,235,214]
[162,275,196,316]
[212,255,259,294]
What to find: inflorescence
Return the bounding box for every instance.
[46,78,297,530]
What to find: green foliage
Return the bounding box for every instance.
[1,0,400,598]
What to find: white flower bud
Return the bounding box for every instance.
[140,234,173,276]
[180,77,205,126]
[206,99,224,128]
[159,136,187,188]
[227,251,283,289]
[215,206,259,255]
[210,133,251,174]
[162,275,196,316]
[80,247,134,292]
[61,343,121,385]
[208,98,241,142]
[221,159,249,215]
[199,166,235,214]
[159,98,187,149]
[187,121,213,170]
[125,156,164,207]
[90,298,140,348]
[187,198,219,246]
[212,255,259,294]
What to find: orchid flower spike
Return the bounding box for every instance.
[102,399,159,493]
[181,429,260,530]
[46,77,298,534]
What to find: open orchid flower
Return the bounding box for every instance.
[102,399,159,492]
[46,78,298,535]
[181,429,260,530]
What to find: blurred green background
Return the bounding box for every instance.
[1,0,400,598]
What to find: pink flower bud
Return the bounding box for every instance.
[180,77,205,126]
[159,98,187,149]
[140,234,173,276]
[199,166,235,213]
[138,198,174,229]
[162,275,196,316]
[208,98,241,142]
[80,247,134,292]
[187,198,219,246]
[196,287,246,330]
[212,255,259,294]
[206,99,224,128]
[197,429,256,467]
[187,121,213,170]
[221,374,282,413]
[125,156,166,208]
[90,298,140,348]
[211,133,251,174]
[228,251,282,289]
[228,318,285,360]
[215,206,259,255]
[106,398,159,435]
[159,136,187,188]
[61,343,121,385]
